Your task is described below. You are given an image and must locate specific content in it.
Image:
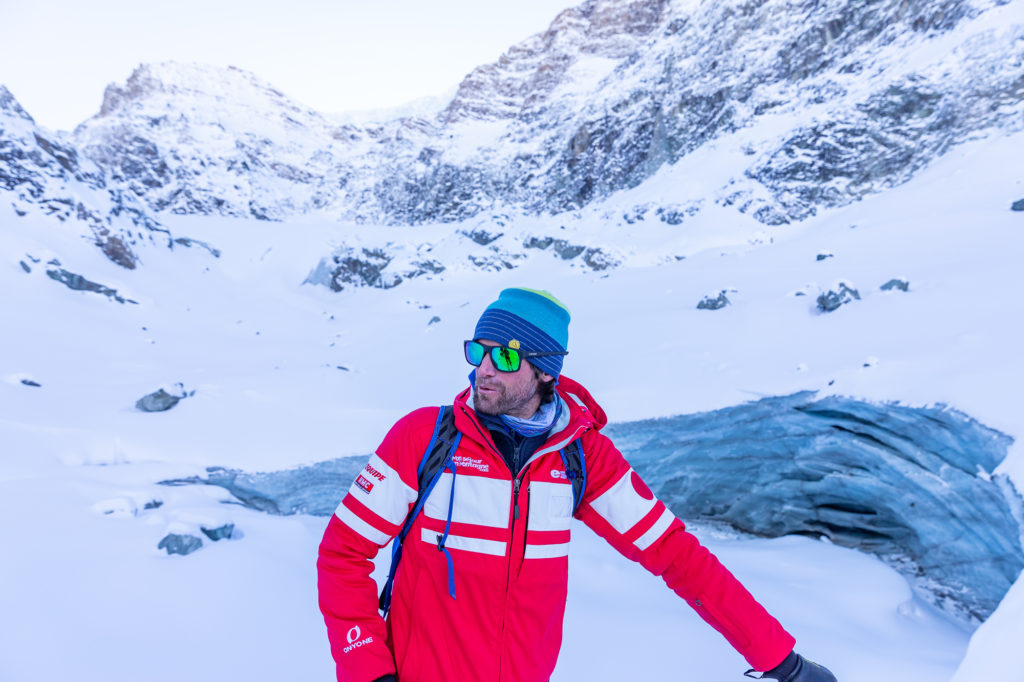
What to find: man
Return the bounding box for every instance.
[318,288,838,682]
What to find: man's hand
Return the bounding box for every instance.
[746,650,838,681]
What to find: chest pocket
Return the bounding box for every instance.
[528,481,574,532]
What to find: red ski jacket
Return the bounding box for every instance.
[318,376,795,682]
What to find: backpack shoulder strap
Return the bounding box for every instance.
[378,405,459,615]
[558,437,587,516]
[416,405,459,492]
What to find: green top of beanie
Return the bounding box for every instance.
[488,287,571,350]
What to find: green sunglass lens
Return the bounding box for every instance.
[466,341,485,365]
[493,346,519,372]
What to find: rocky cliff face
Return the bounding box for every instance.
[0,86,166,269]
[426,0,1024,223]
[27,0,1018,231]
[3,0,1022,266]
[72,63,362,221]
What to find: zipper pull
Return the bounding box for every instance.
[513,478,521,520]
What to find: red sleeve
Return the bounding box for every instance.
[576,431,796,672]
[317,408,437,682]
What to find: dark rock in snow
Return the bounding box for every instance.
[46,267,138,304]
[143,500,163,510]
[880,278,910,292]
[157,533,202,556]
[697,291,730,310]
[816,282,860,312]
[172,237,221,258]
[200,524,234,541]
[19,260,31,273]
[524,237,587,261]
[135,386,188,412]
[428,316,441,326]
[656,202,702,225]
[462,228,503,245]
[314,246,437,292]
[1011,199,1024,212]
[816,253,834,261]
[20,379,41,387]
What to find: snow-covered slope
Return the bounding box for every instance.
[3,121,1023,680]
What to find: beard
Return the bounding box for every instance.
[473,378,540,417]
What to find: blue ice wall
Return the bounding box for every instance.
[163,392,1022,621]
[605,392,1022,622]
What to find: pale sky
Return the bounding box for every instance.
[0,0,572,131]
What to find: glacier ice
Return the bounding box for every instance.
[164,392,1022,622]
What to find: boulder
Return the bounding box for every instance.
[816,282,860,312]
[881,278,910,292]
[200,524,234,541]
[697,291,730,310]
[135,385,190,412]
[157,533,202,556]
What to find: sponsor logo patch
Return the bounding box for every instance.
[551,469,568,480]
[363,463,386,482]
[343,625,374,653]
[452,455,490,473]
[355,475,374,494]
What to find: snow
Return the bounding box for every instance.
[2,120,1023,681]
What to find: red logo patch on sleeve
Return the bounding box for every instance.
[355,475,374,494]
[631,471,655,500]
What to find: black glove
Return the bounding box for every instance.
[745,650,837,681]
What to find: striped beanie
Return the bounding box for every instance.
[473,288,570,378]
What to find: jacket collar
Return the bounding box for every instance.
[453,377,600,464]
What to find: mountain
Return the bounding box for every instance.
[59,0,1024,229]
[3,0,1022,276]
[0,86,166,269]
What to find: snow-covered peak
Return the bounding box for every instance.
[71,61,360,221]
[443,0,665,123]
[80,61,333,145]
[0,85,36,125]
[94,62,322,127]
[10,0,1024,230]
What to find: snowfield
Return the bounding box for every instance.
[1,126,1022,681]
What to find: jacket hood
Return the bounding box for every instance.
[554,375,608,431]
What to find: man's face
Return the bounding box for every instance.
[472,339,548,418]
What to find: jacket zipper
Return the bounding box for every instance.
[454,404,549,680]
